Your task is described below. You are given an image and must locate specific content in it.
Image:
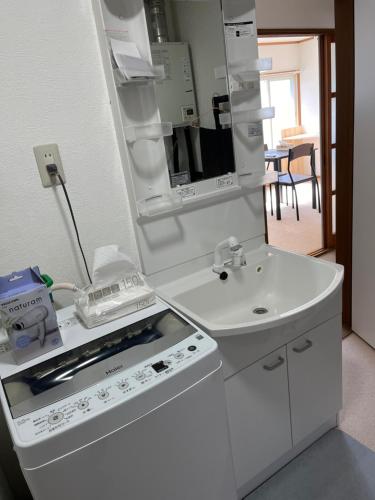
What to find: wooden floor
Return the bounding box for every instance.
[319,250,336,262]
[266,182,323,255]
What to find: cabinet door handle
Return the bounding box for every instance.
[292,339,313,354]
[263,356,285,371]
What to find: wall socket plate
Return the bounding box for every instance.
[33,144,66,187]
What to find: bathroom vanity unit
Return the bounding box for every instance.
[157,245,344,498]
[91,2,344,497]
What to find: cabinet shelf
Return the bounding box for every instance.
[229,57,272,85]
[124,122,173,144]
[214,65,227,80]
[137,182,243,221]
[216,58,272,86]
[239,170,278,188]
[230,57,272,81]
[114,66,165,87]
[230,78,260,95]
[219,107,275,128]
[137,192,183,217]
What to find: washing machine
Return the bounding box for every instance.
[0,299,236,500]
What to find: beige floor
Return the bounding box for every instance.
[316,254,375,450]
[266,181,323,255]
[340,333,375,451]
[318,252,375,450]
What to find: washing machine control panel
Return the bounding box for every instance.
[12,332,214,443]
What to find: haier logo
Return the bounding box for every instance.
[105,365,123,376]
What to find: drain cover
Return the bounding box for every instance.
[252,307,269,315]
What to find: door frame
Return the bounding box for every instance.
[258,29,334,256]
[335,0,354,329]
[259,8,355,329]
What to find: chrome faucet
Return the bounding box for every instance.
[213,236,246,275]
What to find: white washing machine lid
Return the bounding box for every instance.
[2,306,200,419]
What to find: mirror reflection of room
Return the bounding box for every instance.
[145,0,235,187]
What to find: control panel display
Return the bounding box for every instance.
[10,332,213,443]
[151,361,169,373]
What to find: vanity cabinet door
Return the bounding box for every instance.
[287,315,342,445]
[225,347,292,491]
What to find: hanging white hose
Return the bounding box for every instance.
[51,283,79,293]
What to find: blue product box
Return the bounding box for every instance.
[0,267,62,364]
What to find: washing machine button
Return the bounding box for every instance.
[97,390,109,400]
[134,371,146,381]
[117,381,129,390]
[48,412,64,425]
[78,401,89,410]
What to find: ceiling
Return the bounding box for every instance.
[258,36,315,45]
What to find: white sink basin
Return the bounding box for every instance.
[157,245,344,337]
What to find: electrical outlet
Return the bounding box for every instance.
[33,144,66,187]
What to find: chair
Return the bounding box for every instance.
[281,126,320,176]
[275,143,321,221]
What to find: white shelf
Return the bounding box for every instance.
[229,57,272,75]
[216,57,272,85]
[230,57,272,81]
[114,66,165,87]
[214,65,227,80]
[239,171,278,189]
[137,181,243,221]
[137,192,183,217]
[125,122,173,144]
[182,184,242,207]
[219,107,275,127]
[230,78,260,95]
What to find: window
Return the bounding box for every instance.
[261,74,299,149]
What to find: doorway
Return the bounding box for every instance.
[259,35,326,256]
[258,15,354,330]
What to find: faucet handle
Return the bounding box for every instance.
[231,244,246,268]
[213,236,244,275]
[228,236,240,250]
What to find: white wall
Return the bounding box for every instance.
[259,39,320,136]
[258,43,300,73]
[255,0,335,29]
[0,0,138,307]
[352,0,375,346]
[299,38,320,136]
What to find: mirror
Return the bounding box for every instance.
[145,0,235,187]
